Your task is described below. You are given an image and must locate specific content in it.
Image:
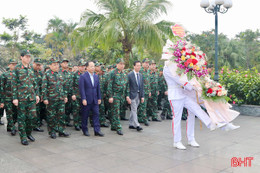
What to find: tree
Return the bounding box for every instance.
[72,0,174,67]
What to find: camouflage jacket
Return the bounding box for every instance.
[0,74,3,103]
[42,70,67,101]
[149,71,159,94]
[158,75,165,92]
[72,70,84,98]
[60,69,72,96]
[107,68,129,98]
[139,67,151,95]
[33,70,43,97]
[12,63,39,101]
[1,70,14,102]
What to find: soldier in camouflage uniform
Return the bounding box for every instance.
[160,77,173,120]
[137,58,151,126]
[107,58,130,135]
[147,60,161,121]
[32,58,44,132]
[71,59,86,131]
[98,65,109,127]
[157,68,164,110]
[60,58,73,127]
[0,71,5,126]
[12,50,40,145]
[42,58,70,139]
[1,59,18,135]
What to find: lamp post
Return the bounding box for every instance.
[200,0,232,81]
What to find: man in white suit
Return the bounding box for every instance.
[163,64,215,150]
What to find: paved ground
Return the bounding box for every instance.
[0,112,260,173]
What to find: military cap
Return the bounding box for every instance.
[9,59,18,64]
[95,62,101,66]
[21,49,31,56]
[142,58,149,63]
[116,58,125,64]
[78,59,86,66]
[61,58,69,62]
[149,60,156,64]
[34,57,42,64]
[49,57,59,64]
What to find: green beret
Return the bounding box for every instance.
[9,59,18,64]
[142,58,149,63]
[116,58,125,64]
[34,57,42,64]
[21,49,31,56]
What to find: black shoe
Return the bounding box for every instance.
[101,123,109,128]
[160,114,166,120]
[111,128,116,131]
[66,123,73,127]
[94,131,104,137]
[120,117,128,121]
[158,107,162,110]
[27,135,35,142]
[11,129,16,136]
[83,131,90,136]
[117,130,123,135]
[166,116,173,120]
[144,122,149,126]
[59,131,70,137]
[33,127,44,132]
[0,121,4,125]
[136,126,143,131]
[152,118,161,122]
[21,140,29,145]
[75,126,80,131]
[7,128,11,132]
[129,125,136,129]
[50,133,56,139]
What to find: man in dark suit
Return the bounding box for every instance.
[79,61,104,137]
[128,61,144,131]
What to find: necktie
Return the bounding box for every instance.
[137,73,140,91]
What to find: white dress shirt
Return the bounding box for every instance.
[88,72,94,86]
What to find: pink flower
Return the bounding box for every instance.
[236,70,239,73]
[229,95,232,98]
[245,74,248,77]
[220,71,223,74]
[233,101,236,104]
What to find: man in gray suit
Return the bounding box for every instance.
[128,61,144,131]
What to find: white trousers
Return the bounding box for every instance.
[169,97,211,143]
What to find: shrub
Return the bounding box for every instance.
[219,66,260,105]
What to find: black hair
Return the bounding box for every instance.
[85,61,94,67]
[133,61,141,66]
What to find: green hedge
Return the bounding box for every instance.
[219,67,260,105]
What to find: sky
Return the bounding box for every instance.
[0,0,259,38]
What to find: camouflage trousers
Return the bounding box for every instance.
[99,99,107,125]
[17,101,37,140]
[46,100,66,134]
[137,94,149,123]
[110,94,125,131]
[162,99,172,118]
[72,99,82,127]
[147,92,158,119]
[65,96,72,124]
[120,100,127,119]
[5,101,18,131]
[157,91,164,109]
